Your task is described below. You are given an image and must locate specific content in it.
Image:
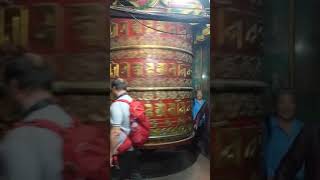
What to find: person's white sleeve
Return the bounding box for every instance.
[110,102,123,127]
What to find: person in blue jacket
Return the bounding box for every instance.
[192,89,209,155]
[192,89,206,127]
[262,89,304,180]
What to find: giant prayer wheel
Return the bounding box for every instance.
[110,18,194,147]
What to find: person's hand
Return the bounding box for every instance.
[193,123,198,130]
[110,157,113,167]
[110,153,113,167]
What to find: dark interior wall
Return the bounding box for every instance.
[193,38,210,99]
[262,0,289,89]
[294,0,320,120]
[263,0,320,120]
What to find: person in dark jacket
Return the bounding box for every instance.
[192,89,209,156]
[273,121,320,180]
[262,89,304,180]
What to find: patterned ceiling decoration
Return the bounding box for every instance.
[113,0,206,16]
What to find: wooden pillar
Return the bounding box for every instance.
[212,0,265,179]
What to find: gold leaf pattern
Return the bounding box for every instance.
[111,49,193,64]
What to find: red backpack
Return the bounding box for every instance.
[15,118,108,180]
[114,99,151,154]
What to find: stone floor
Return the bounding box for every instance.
[147,153,210,180]
[112,138,210,180]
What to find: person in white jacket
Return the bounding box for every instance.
[110,78,142,180]
[1,53,72,180]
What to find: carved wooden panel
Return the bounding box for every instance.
[64,3,106,52]
[214,8,263,55]
[44,52,106,81]
[214,54,262,80]
[212,125,262,180]
[29,3,62,53]
[58,95,107,122]
[213,93,265,123]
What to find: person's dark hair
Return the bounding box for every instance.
[111,78,128,91]
[273,89,296,106]
[3,53,54,91]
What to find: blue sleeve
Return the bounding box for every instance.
[192,100,196,120]
[192,109,196,120]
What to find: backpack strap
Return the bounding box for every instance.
[114,99,134,123]
[15,119,67,137]
[113,99,131,104]
[21,98,55,118]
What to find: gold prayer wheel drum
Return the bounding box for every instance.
[110,18,194,148]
